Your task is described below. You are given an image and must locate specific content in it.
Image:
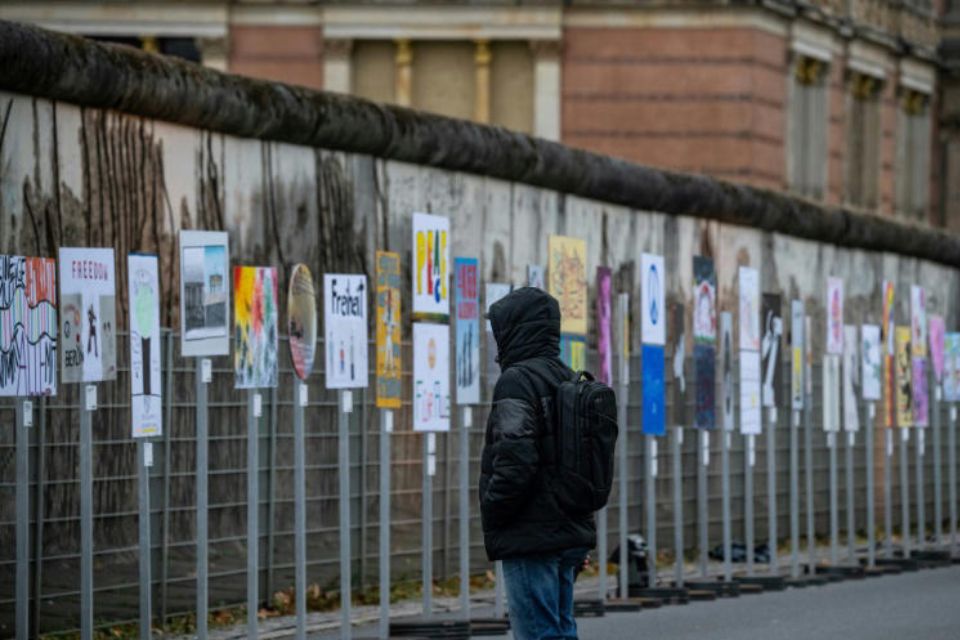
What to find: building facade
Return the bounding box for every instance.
[0,0,944,224]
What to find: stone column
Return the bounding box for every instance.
[324,38,353,94]
[474,39,491,124]
[198,36,228,72]
[530,39,561,141]
[395,38,413,107]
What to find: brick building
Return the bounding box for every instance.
[2,0,948,226]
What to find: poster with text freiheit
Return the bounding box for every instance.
[179,230,230,357]
[128,254,162,437]
[376,252,402,408]
[59,247,117,383]
[548,235,588,336]
[414,322,451,432]
[234,266,279,389]
[455,257,481,405]
[0,255,57,397]
[413,212,450,319]
[324,274,368,390]
[642,253,666,346]
[826,277,844,355]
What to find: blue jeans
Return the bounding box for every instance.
[502,547,588,640]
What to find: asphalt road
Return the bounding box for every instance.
[576,565,960,640]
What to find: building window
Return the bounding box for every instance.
[894,90,931,221]
[844,72,882,209]
[787,56,830,200]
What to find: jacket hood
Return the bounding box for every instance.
[488,287,561,369]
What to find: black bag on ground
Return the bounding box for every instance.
[550,370,619,515]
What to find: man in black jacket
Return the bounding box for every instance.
[480,287,595,639]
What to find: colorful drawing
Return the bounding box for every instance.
[561,335,587,371]
[0,255,57,396]
[128,254,161,437]
[826,277,844,355]
[721,312,735,431]
[739,350,762,435]
[616,293,630,384]
[527,264,545,290]
[861,324,882,402]
[671,302,686,424]
[59,247,116,383]
[895,326,912,428]
[842,325,860,432]
[913,358,929,427]
[548,235,588,336]
[642,253,666,346]
[597,267,613,385]
[882,281,896,427]
[180,230,229,357]
[376,252,402,408]
[693,256,716,344]
[455,257,480,405]
[929,315,945,385]
[642,344,665,436]
[413,212,450,319]
[822,355,841,432]
[485,283,513,394]
[790,300,804,411]
[323,274,368,390]
[694,344,715,430]
[944,333,960,403]
[761,294,782,408]
[413,322,450,432]
[738,267,760,351]
[911,285,927,359]
[234,267,279,389]
[288,264,317,382]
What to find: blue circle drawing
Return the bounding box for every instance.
[648,264,660,326]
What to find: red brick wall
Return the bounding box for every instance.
[562,27,788,192]
[228,25,324,90]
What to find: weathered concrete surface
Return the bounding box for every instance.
[1,19,958,268]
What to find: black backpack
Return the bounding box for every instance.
[519,364,619,515]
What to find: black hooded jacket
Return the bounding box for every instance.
[479,287,597,560]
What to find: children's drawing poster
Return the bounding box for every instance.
[822,355,841,432]
[234,266,279,389]
[455,257,481,405]
[790,299,804,411]
[642,253,666,346]
[641,344,665,436]
[911,285,927,359]
[826,277,844,355]
[59,247,116,383]
[485,283,513,393]
[929,315,945,385]
[913,358,928,427]
[861,324,882,402]
[721,312,735,431]
[882,281,896,427]
[597,267,613,385]
[842,325,860,432]
[0,256,57,396]
[128,254,162,437]
[179,230,229,357]
[323,274,368,390]
[671,303,687,424]
[288,263,317,382]
[761,293,782,408]
[413,212,450,319]
[413,322,450,432]
[693,256,716,345]
[548,235,588,336]
[895,326,912,428]
[944,333,960,403]
[738,267,759,351]
[739,349,761,435]
[376,252,402,409]
[527,264,545,290]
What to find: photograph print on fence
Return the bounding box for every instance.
[179,230,230,357]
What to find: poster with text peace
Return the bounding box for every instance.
[412,212,450,319]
